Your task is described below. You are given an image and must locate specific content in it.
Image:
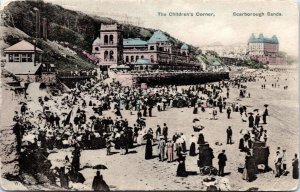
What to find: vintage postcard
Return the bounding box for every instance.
[0,0,298,191]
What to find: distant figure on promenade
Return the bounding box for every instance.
[292,154,299,179]
[155,125,161,140]
[254,114,260,127]
[274,151,282,178]
[166,139,174,162]
[226,126,232,144]
[71,145,81,172]
[282,150,287,175]
[162,123,168,141]
[263,109,268,124]
[243,152,257,182]
[176,146,187,177]
[158,136,166,161]
[145,133,153,160]
[92,171,110,191]
[212,108,218,120]
[189,135,197,156]
[218,150,227,176]
[226,107,231,119]
[248,113,254,127]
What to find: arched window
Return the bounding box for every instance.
[150,55,154,63]
[136,55,139,61]
[95,47,99,51]
[109,35,114,44]
[109,50,114,61]
[131,56,134,62]
[104,35,108,45]
[104,50,108,60]
[126,56,129,63]
[141,55,144,59]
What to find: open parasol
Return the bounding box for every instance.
[93,164,108,170]
[264,104,269,107]
[253,109,259,112]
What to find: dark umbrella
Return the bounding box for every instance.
[253,109,259,112]
[89,116,96,120]
[193,118,200,121]
[264,104,269,107]
[93,164,108,170]
[248,112,254,115]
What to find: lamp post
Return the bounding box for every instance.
[33,7,39,66]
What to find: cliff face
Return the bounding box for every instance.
[0,86,20,179]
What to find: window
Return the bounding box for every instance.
[28,54,33,62]
[14,53,20,62]
[126,56,129,62]
[150,55,154,63]
[95,47,99,51]
[8,54,13,62]
[109,35,114,44]
[150,46,154,50]
[104,51,108,60]
[104,35,108,45]
[131,56,134,62]
[136,55,139,61]
[141,55,144,59]
[21,53,29,62]
[109,50,114,61]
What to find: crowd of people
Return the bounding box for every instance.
[11,69,298,190]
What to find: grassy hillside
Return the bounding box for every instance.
[2,0,202,71]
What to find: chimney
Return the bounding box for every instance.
[42,17,47,40]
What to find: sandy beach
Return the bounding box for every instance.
[42,68,298,191]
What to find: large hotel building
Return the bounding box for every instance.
[247,33,287,65]
[92,24,200,70]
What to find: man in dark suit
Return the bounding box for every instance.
[255,114,260,127]
[226,126,233,144]
[248,113,254,127]
[226,107,231,119]
[162,123,168,141]
[218,150,227,176]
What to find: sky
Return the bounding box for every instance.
[1,0,299,56]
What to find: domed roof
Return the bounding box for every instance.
[148,31,169,43]
[271,35,279,44]
[181,43,188,50]
[248,33,279,44]
[93,37,101,46]
[248,33,256,43]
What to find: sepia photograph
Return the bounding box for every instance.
[0,0,299,191]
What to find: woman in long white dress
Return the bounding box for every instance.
[241,111,247,122]
[137,128,144,145]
